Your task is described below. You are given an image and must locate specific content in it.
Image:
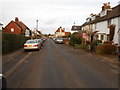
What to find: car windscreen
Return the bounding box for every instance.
[26,40,37,44]
[57,38,63,40]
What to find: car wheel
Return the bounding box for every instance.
[37,48,40,51]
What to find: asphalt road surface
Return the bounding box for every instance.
[3,39,118,88]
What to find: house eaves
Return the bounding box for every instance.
[90,4,120,24]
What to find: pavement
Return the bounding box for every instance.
[2,48,24,65]
[81,49,118,65]
[2,39,119,88]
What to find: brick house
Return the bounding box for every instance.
[55,27,65,37]
[55,27,71,37]
[65,32,71,37]
[3,17,31,37]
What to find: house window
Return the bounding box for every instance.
[11,28,14,32]
[25,30,30,36]
[74,27,77,30]
[107,19,111,27]
[101,35,104,40]
[107,34,110,41]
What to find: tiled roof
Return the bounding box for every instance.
[82,4,120,26]
[15,21,27,33]
[15,21,30,33]
[55,28,65,32]
[3,21,22,31]
[71,25,81,30]
[99,5,120,22]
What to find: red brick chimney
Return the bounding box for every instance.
[15,17,19,22]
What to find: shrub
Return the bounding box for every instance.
[95,44,117,54]
[80,44,89,50]
[90,40,102,51]
[70,32,82,46]
[2,33,29,53]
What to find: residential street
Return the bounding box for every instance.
[3,39,118,88]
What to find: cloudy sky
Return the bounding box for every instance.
[0,0,119,34]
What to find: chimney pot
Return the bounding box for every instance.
[15,17,19,22]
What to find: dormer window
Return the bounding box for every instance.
[86,18,91,22]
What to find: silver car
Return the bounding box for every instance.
[35,39,43,47]
[55,37,64,44]
[35,39,43,46]
[24,39,41,51]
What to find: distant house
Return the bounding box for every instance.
[55,27,71,37]
[0,23,3,31]
[71,25,82,34]
[81,2,120,44]
[3,17,31,37]
[55,27,65,37]
[65,32,71,37]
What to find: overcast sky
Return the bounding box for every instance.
[0,0,119,34]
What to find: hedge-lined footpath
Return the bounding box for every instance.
[2,33,29,53]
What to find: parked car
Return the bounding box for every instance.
[38,38,44,45]
[54,37,64,44]
[53,37,56,41]
[42,37,47,42]
[24,39,41,51]
[35,39,43,47]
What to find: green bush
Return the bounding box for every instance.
[95,44,117,54]
[91,40,102,51]
[70,32,82,46]
[2,33,29,53]
[80,44,89,50]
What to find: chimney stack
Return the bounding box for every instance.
[15,17,19,22]
[102,2,111,11]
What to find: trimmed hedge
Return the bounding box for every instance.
[95,44,117,54]
[2,33,29,53]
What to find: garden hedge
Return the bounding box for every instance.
[2,33,29,53]
[70,32,82,46]
[95,44,117,54]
